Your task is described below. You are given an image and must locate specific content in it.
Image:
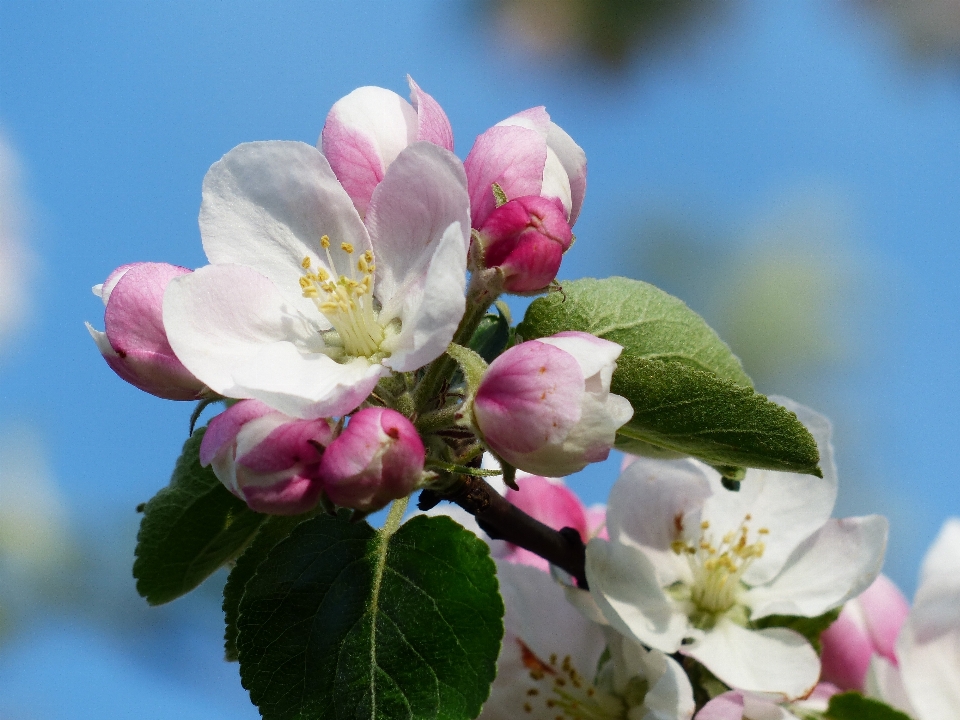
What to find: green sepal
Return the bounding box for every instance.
[133,427,265,605]
[236,512,503,720]
[223,515,307,662]
[751,607,841,654]
[825,692,912,720]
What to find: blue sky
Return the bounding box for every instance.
[1,0,958,715]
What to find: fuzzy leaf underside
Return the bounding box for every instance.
[517,276,753,387]
[236,512,503,720]
[133,427,265,605]
[613,355,821,475]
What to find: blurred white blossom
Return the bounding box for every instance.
[0,131,33,349]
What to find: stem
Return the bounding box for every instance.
[412,275,499,412]
[419,477,588,588]
[384,495,409,536]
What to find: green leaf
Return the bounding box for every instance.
[826,693,912,720]
[133,427,265,605]
[751,607,840,653]
[237,511,503,720]
[612,356,821,475]
[517,277,753,387]
[223,515,307,662]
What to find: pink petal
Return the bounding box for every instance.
[238,418,333,473]
[463,124,547,228]
[241,473,324,516]
[696,692,746,720]
[506,475,589,539]
[474,340,584,455]
[408,76,453,151]
[200,399,275,466]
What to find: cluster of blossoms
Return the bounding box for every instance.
[87,77,953,718]
[87,76,615,513]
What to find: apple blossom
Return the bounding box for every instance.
[321,76,454,217]
[819,574,909,691]
[318,407,425,512]
[163,139,470,419]
[200,399,335,515]
[86,262,207,401]
[869,517,960,719]
[464,106,586,229]
[482,560,695,720]
[584,399,889,698]
[474,195,573,293]
[473,331,633,477]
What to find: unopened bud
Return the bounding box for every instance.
[86,262,206,400]
[319,407,425,512]
[473,331,633,477]
[475,196,573,293]
[200,400,334,515]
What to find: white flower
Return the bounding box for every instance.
[867,517,960,719]
[164,140,470,418]
[482,561,695,720]
[585,398,889,699]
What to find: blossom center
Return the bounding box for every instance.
[671,514,768,618]
[517,640,628,720]
[300,235,386,360]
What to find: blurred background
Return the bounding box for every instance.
[0,0,958,716]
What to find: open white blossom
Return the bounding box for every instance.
[164,140,470,419]
[482,561,695,720]
[585,399,888,699]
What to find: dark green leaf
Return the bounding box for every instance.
[237,512,503,720]
[613,356,821,475]
[468,309,510,364]
[223,515,307,662]
[518,276,752,387]
[826,693,912,720]
[133,427,265,605]
[751,607,840,653]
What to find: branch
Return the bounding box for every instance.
[419,476,588,589]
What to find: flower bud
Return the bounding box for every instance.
[819,574,910,691]
[200,400,334,515]
[473,331,633,477]
[476,195,573,293]
[319,407,425,512]
[464,106,586,229]
[321,76,453,217]
[86,262,206,400]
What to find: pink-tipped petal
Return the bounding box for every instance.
[238,418,333,473]
[200,399,275,466]
[464,124,547,227]
[407,76,453,151]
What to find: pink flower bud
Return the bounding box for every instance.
[200,400,334,515]
[473,331,633,477]
[321,76,453,217]
[86,262,206,400]
[319,407,425,512]
[820,574,910,690]
[464,107,586,229]
[476,195,573,293]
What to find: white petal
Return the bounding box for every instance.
[199,140,371,317]
[605,635,695,720]
[745,516,888,619]
[606,457,712,586]
[539,146,573,218]
[865,656,916,715]
[85,322,117,358]
[585,538,690,653]
[380,220,467,372]
[164,263,384,418]
[545,121,587,225]
[684,619,820,699]
[703,399,838,586]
